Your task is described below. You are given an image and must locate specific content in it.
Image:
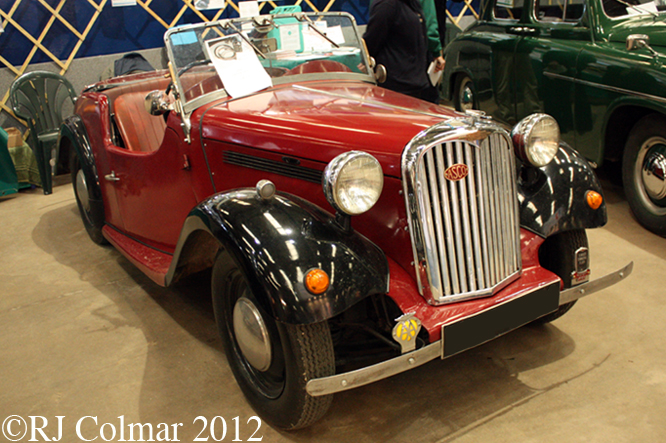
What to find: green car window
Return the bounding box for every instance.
[602,0,662,18]
[495,0,524,20]
[536,0,585,22]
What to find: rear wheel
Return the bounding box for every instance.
[211,252,334,430]
[622,114,666,236]
[534,229,588,324]
[70,154,107,245]
[453,74,475,112]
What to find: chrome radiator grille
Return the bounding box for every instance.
[402,125,521,305]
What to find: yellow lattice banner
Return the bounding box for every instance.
[447,0,479,29]
[0,0,107,120]
[1,0,367,122]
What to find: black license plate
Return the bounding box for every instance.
[442,282,560,358]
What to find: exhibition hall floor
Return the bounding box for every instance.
[1,175,663,442]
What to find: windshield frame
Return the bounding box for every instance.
[163,11,374,115]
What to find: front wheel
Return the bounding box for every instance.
[622,114,666,235]
[211,252,334,430]
[534,229,588,324]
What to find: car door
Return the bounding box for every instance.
[513,0,589,145]
[472,0,528,124]
[104,110,199,251]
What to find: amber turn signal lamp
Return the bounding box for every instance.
[305,269,329,295]
[586,190,603,210]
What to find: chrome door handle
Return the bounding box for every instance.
[508,26,538,35]
[105,171,120,182]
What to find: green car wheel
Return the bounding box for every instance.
[453,74,475,112]
[623,114,666,236]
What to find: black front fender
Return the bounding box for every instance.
[168,189,389,325]
[518,143,607,237]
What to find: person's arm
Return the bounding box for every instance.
[363,0,397,57]
[419,0,445,71]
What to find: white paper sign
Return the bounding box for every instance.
[194,0,226,10]
[239,1,260,17]
[239,1,260,32]
[112,0,137,6]
[206,35,272,98]
[326,25,345,45]
[427,61,443,86]
[303,22,332,51]
[626,1,658,14]
[279,24,302,51]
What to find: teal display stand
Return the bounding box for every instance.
[268,5,304,52]
[0,128,19,198]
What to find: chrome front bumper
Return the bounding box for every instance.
[306,261,633,397]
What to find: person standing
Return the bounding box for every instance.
[363,0,435,101]
[420,0,446,102]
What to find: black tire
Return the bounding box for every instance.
[622,114,666,236]
[453,74,476,112]
[70,154,107,245]
[533,229,588,324]
[211,252,334,430]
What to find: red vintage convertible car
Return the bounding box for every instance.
[59,10,632,430]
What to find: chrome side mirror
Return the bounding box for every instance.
[144,90,174,116]
[626,34,650,51]
[626,34,659,57]
[374,64,387,84]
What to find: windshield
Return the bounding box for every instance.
[602,0,665,18]
[164,12,371,104]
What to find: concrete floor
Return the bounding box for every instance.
[1,175,664,443]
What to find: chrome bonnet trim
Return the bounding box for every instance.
[292,84,453,119]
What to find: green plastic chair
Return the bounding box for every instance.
[10,71,77,194]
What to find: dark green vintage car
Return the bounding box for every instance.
[443,0,666,235]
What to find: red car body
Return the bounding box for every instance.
[74,75,564,340]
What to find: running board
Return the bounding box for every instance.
[102,225,172,286]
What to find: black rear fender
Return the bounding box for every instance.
[60,115,105,227]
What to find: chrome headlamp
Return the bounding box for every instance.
[323,151,383,216]
[511,113,560,167]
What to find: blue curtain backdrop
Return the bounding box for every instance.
[0,0,476,66]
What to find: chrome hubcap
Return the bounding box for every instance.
[460,80,474,111]
[635,137,666,215]
[233,296,272,372]
[642,145,666,200]
[76,169,91,213]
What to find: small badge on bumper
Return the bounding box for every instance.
[572,247,591,286]
[392,313,422,354]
